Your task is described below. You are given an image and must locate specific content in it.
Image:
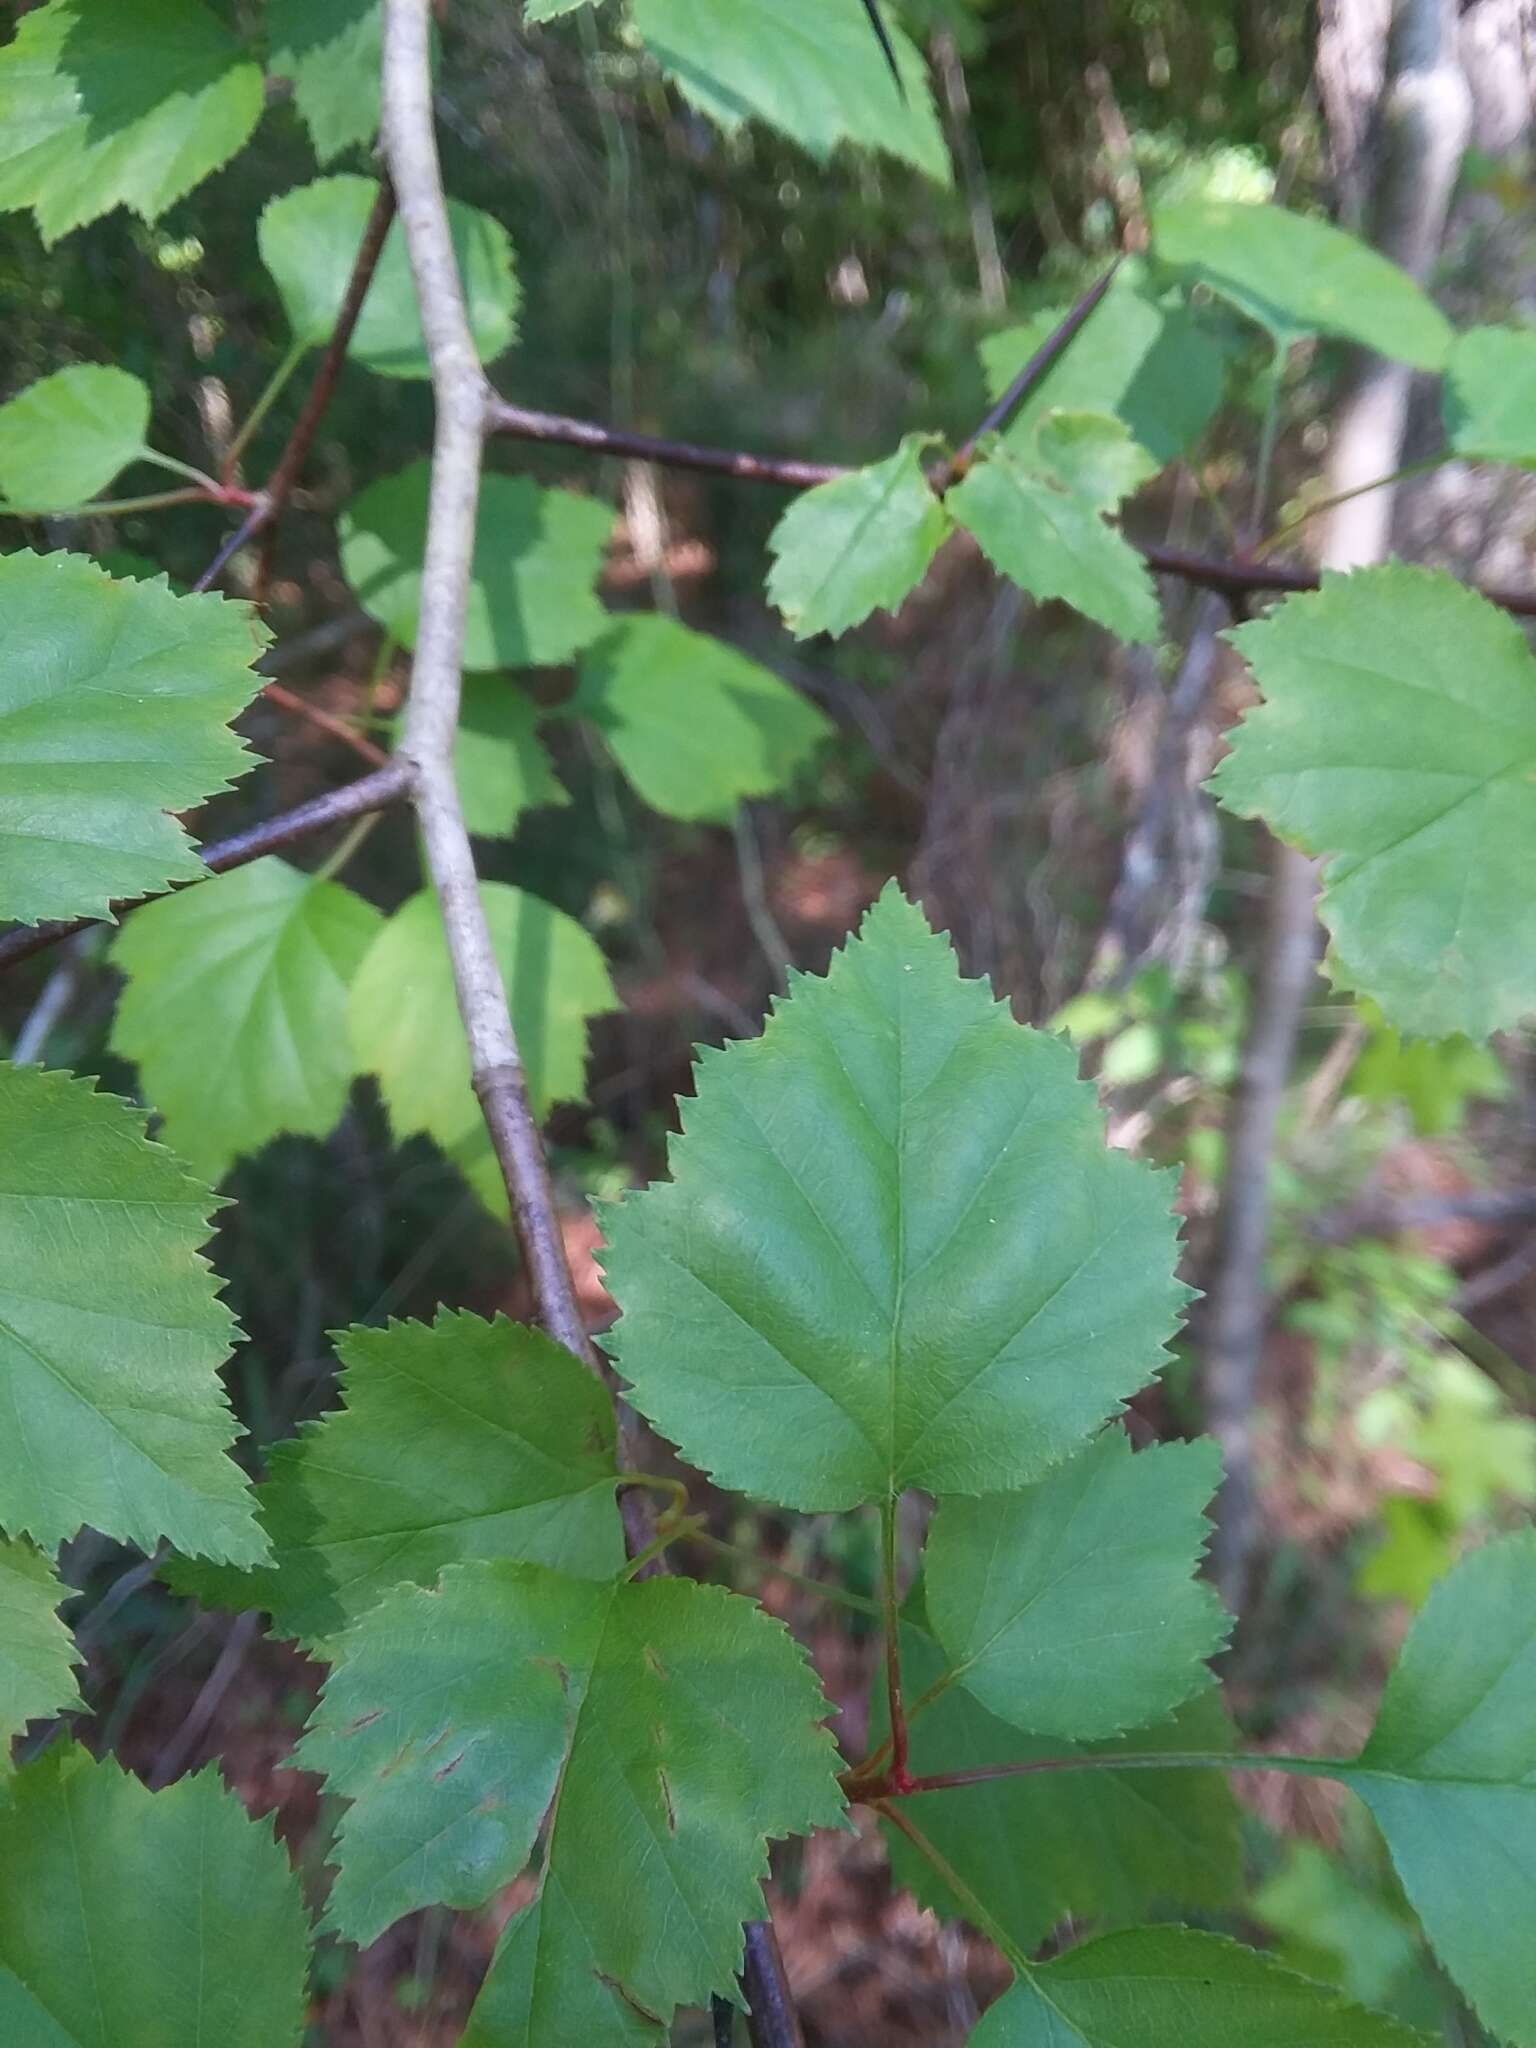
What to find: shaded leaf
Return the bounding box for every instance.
[259,175,519,379]
[0,0,264,245]
[924,1433,1228,1740]
[168,1309,623,1645]
[0,551,262,927]
[979,261,1232,468]
[881,1636,1242,1954]
[348,883,619,1213]
[1333,1529,1536,2045]
[455,678,569,839]
[0,366,149,512]
[0,1745,309,2048]
[630,0,950,184]
[267,0,382,164]
[340,463,611,670]
[1443,324,1536,467]
[110,858,381,1181]
[973,1928,1427,2046]
[1213,564,1536,1038]
[947,441,1162,644]
[1151,200,1453,369]
[304,1565,845,1981]
[601,885,1189,1511]
[766,436,949,640]
[575,614,832,820]
[0,1539,81,1771]
[0,1064,263,1562]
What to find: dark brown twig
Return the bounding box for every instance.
[0,761,414,971]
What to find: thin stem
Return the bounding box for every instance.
[137,448,226,493]
[221,339,309,478]
[621,1516,704,1581]
[689,1529,882,1618]
[614,1470,692,1522]
[875,1802,1035,1976]
[6,486,208,518]
[849,1748,1338,1804]
[260,679,389,766]
[1255,453,1446,556]
[191,500,270,594]
[315,812,381,882]
[880,1497,911,1790]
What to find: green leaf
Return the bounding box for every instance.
[0,1745,309,2048]
[630,0,951,185]
[600,885,1190,1512]
[1032,412,1159,513]
[1443,324,1536,467]
[948,442,1162,644]
[0,0,264,246]
[972,1928,1427,2046]
[457,1572,845,2033]
[0,1539,81,1770]
[1344,1001,1507,1138]
[267,0,382,164]
[1252,1841,1441,2026]
[168,1309,623,1645]
[526,0,599,16]
[455,678,569,839]
[1332,1529,1536,2045]
[0,551,263,927]
[979,261,1232,468]
[881,1638,1242,1953]
[574,615,832,821]
[348,883,619,1213]
[303,1565,844,1975]
[258,175,519,379]
[109,859,382,1182]
[924,1433,1228,1740]
[340,463,611,670]
[1213,564,1536,1038]
[1151,200,1453,369]
[0,1064,262,1562]
[766,436,949,640]
[0,366,150,512]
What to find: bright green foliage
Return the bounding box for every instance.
[259,176,519,378]
[882,1638,1242,1952]
[1444,325,1536,466]
[978,262,1231,467]
[972,1928,1426,2046]
[0,1746,309,2047]
[169,1310,623,1644]
[340,464,612,669]
[575,615,832,821]
[527,1,598,17]
[1334,1530,1536,2045]
[110,859,381,1181]
[948,428,1162,645]
[267,0,382,164]
[1214,565,1536,1039]
[601,885,1189,1511]
[0,366,150,512]
[457,1573,846,2037]
[0,552,263,927]
[0,0,265,246]
[1033,411,1159,509]
[0,1540,81,1770]
[348,883,619,1211]
[0,1064,262,1562]
[1345,1000,1507,1137]
[1254,1840,1443,2028]
[1151,200,1453,369]
[305,1566,844,1974]
[630,0,951,185]
[766,436,949,639]
[455,678,569,838]
[924,1433,1228,1739]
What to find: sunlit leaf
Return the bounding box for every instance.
[601,885,1190,1511]
[0,366,150,512]
[575,614,832,820]
[111,859,382,1181]
[340,463,611,670]
[766,436,950,640]
[0,0,264,245]
[0,1063,263,1562]
[267,0,382,164]
[455,677,569,839]
[0,1746,309,2048]
[1213,564,1536,1038]
[1443,324,1536,467]
[0,552,262,927]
